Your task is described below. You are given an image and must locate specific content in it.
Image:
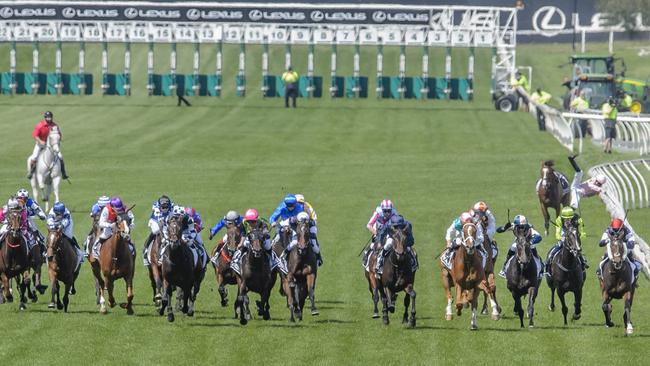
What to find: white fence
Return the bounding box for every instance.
[589,161,650,279]
[525,98,575,152]
[563,112,650,156]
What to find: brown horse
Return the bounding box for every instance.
[364,241,382,319]
[538,160,570,236]
[284,220,319,322]
[441,223,491,330]
[46,227,79,312]
[27,232,48,302]
[599,237,636,336]
[478,217,502,317]
[272,225,292,297]
[546,225,584,325]
[211,224,242,307]
[146,233,164,307]
[90,216,135,315]
[379,226,416,327]
[0,209,31,310]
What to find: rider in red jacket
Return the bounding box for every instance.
[26,111,69,180]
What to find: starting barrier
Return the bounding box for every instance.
[0,2,518,99]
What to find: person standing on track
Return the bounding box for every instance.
[282,66,299,108]
[602,96,618,154]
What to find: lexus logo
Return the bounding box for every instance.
[372,11,386,23]
[0,7,13,19]
[62,7,75,19]
[310,10,324,22]
[249,9,263,21]
[532,6,566,37]
[124,7,138,19]
[186,8,200,21]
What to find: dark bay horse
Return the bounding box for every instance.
[546,225,585,325]
[538,160,570,236]
[159,215,205,322]
[211,224,242,307]
[0,210,31,310]
[600,237,636,336]
[284,219,318,322]
[90,216,135,315]
[235,226,275,325]
[379,226,416,327]
[364,241,382,318]
[441,223,490,330]
[272,225,292,297]
[27,233,48,302]
[46,227,79,312]
[146,233,164,307]
[505,230,541,328]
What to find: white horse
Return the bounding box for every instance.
[30,126,62,212]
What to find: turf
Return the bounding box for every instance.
[0,41,649,365]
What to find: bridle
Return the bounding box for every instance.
[461,223,476,255]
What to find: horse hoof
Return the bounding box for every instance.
[30,294,38,303]
[19,303,27,311]
[221,299,228,307]
[263,311,270,321]
[311,309,319,316]
[36,285,48,295]
[48,302,56,309]
[491,314,501,321]
[155,300,162,308]
[606,322,615,328]
[240,318,248,326]
[528,324,535,329]
[548,304,555,312]
[187,310,194,317]
[372,313,380,319]
[69,288,76,295]
[100,307,108,315]
[167,313,175,322]
[382,317,389,325]
[470,325,478,331]
[572,313,581,321]
[409,319,416,328]
[481,309,488,315]
[388,305,395,313]
[445,314,453,321]
[109,301,116,308]
[402,317,408,325]
[127,308,134,316]
[57,302,63,310]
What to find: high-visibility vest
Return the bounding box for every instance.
[602,103,618,120]
[282,71,299,84]
[570,96,589,111]
[622,94,633,108]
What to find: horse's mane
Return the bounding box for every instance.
[543,160,555,168]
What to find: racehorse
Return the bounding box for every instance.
[599,237,636,336]
[30,125,62,212]
[378,225,416,327]
[235,226,275,325]
[27,234,48,302]
[0,209,31,310]
[440,222,493,330]
[89,214,135,315]
[478,217,502,317]
[159,215,205,322]
[146,233,164,307]
[505,229,541,328]
[284,219,319,322]
[364,241,382,318]
[271,225,292,297]
[211,224,242,307]
[546,225,585,325]
[46,227,79,312]
[537,160,570,236]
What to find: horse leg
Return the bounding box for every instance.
[548,284,556,312]
[106,278,116,308]
[307,274,318,316]
[602,293,614,327]
[441,270,453,320]
[372,285,380,319]
[261,288,271,321]
[513,291,524,328]
[125,277,134,315]
[406,285,416,328]
[217,271,228,307]
[49,278,58,309]
[62,283,71,313]
[379,285,389,325]
[624,291,634,336]
[455,285,464,316]
[528,286,539,328]
[558,290,569,325]
[237,284,248,326]
[572,287,582,321]
[540,204,550,236]
[402,290,410,324]
[18,272,30,310]
[470,288,479,331]
[165,283,175,322]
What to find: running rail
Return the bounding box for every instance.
[563,112,650,155]
[516,87,575,152]
[589,160,650,279]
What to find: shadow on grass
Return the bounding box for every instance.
[313,319,356,324]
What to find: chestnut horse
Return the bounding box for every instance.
[441,223,493,330]
[0,209,31,310]
[379,226,416,327]
[146,233,164,307]
[211,224,242,307]
[90,216,135,315]
[284,219,319,322]
[46,227,79,312]
[538,160,570,236]
[599,237,635,336]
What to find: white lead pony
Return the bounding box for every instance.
[30,125,62,212]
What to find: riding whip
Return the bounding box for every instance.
[357,236,373,257]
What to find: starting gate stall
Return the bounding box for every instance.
[0,2,517,100]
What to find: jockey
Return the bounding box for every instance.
[84,195,110,256]
[496,215,543,278]
[471,201,497,259]
[0,197,33,251]
[295,194,318,222]
[47,202,84,267]
[185,206,206,263]
[229,208,284,275]
[269,194,305,245]
[162,206,207,268]
[567,155,606,209]
[15,188,47,245]
[209,210,243,240]
[545,206,588,274]
[362,199,398,268]
[26,111,68,180]
[94,197,135,258]
[281,211,323,266]
[375,214,416,276]
[143,195,174,266]
[442,211,487,267]
[597,218,642,280]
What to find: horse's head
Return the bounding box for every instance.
[608,236,628,271]
[226,224,242,251]
[8,209,22,235]
[166,216,182,248]
[247,227,264,259]
[295,220,311,255]
[46,227,63,261]
[540,160,556,192]
[562,226,582,256]
[461,223,477,255]
[514,230,532,265]
[48,126,61,154]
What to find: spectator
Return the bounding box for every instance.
[601,96,618,154]
[570,90,590,137]
[530,87,551,131]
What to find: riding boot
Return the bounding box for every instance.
[60,159,69,180]
[580,253,589,270]
[568,155,581,172]
[499,248,515,278]
[375,249,387,275]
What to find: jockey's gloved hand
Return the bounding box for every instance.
[599,239,609,247]
[38,212,47,220]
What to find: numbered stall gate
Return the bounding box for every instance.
[0,2,517,99]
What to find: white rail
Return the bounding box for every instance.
[563,112,650,155]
